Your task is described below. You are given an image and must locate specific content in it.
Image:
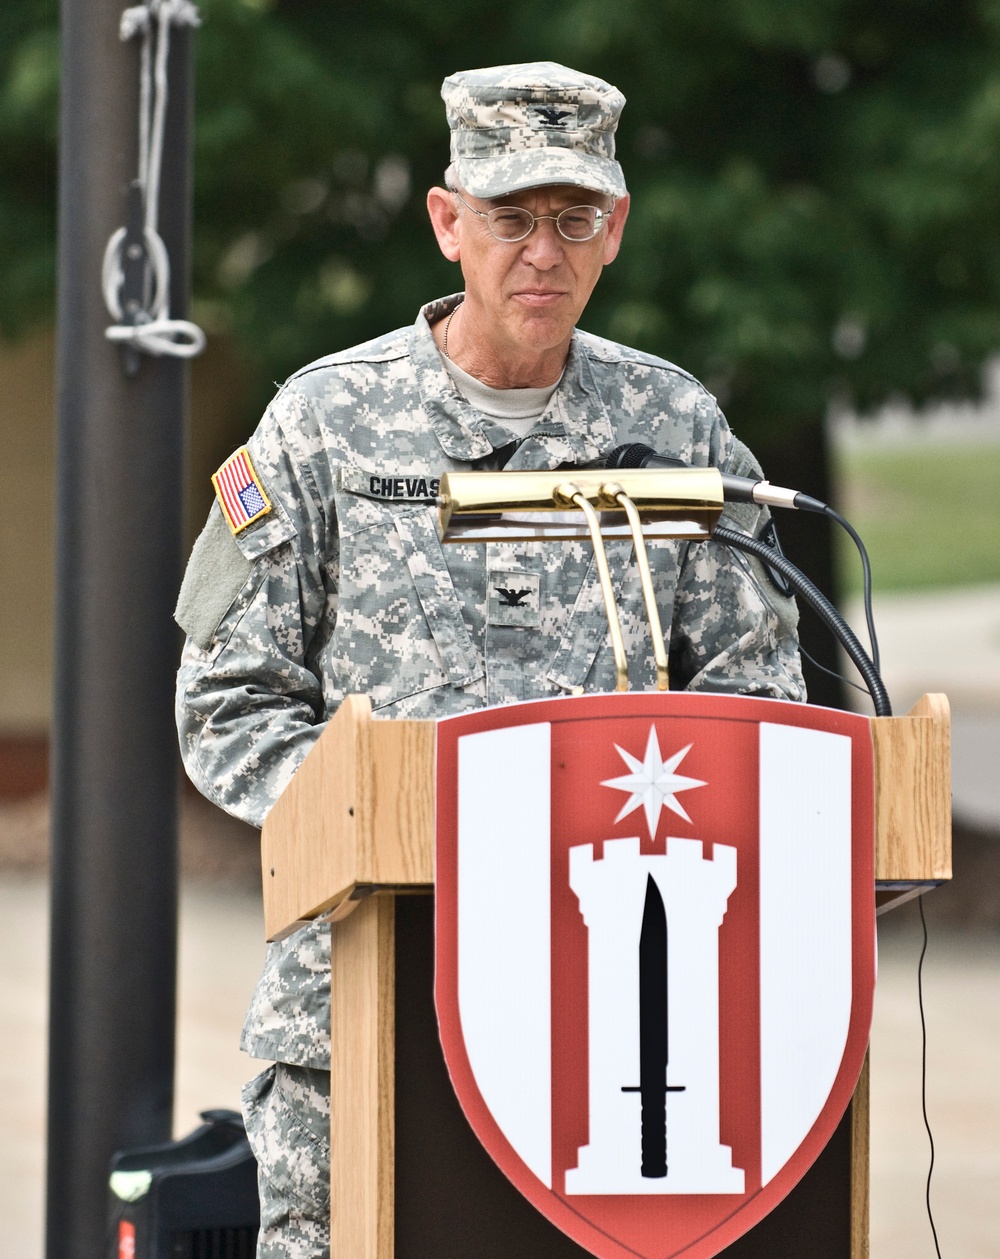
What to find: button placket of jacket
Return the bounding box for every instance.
[483,541,546,704]
[546,539,634,693]
[393,508,484,689]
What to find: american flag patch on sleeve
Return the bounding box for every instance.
[212,447,272,535]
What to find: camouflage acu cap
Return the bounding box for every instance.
[441,61,627,199]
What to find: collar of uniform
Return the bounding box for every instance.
[412,296,616,468]
[412,296,494,461]
[501,337,615,470]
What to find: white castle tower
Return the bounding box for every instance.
[565,835,744,1195]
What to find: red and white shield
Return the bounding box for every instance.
[435,692,875,1259]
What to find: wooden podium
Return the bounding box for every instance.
[260,691,951,1259]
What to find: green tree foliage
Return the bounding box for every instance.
[7,0,1000,702]
[4,0,1000,429]
[0,0,59,335]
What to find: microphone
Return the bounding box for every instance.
[605,442,887,692]
[604,443,825,514]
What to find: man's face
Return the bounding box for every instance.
[427,183,630,363]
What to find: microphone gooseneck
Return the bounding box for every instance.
[604,443,810,509]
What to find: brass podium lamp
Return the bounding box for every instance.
[437,467,725,692]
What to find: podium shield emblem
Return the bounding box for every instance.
[435,692,875,1259]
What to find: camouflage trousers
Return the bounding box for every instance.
[242,1063,331,1259]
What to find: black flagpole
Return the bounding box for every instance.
[47,2,192,1255]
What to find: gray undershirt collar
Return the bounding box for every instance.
[442,355,562,439]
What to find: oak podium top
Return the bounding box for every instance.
[261,690,951,942]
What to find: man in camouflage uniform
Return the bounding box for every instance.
[175,61,804,1258]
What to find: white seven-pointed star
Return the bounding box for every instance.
[602,726,706,839]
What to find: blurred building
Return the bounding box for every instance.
[0,328,250,798]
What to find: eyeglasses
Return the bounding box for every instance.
[449,187,614,243]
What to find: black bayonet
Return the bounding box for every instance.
[623,873,685,1177]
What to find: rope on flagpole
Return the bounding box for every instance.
[102,0,206,362]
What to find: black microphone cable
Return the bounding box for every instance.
[811,501,881,676]
[722,536,876,703]
[918,894,944,1259]
[711,523,892,716]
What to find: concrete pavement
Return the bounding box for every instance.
[0,873,266,1259]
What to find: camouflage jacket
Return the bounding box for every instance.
[175,293,805,1070]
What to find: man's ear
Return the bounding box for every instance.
[427,187,462,262]
[602,193,630,265]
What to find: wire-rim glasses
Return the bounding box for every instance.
[449,186,614,243]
